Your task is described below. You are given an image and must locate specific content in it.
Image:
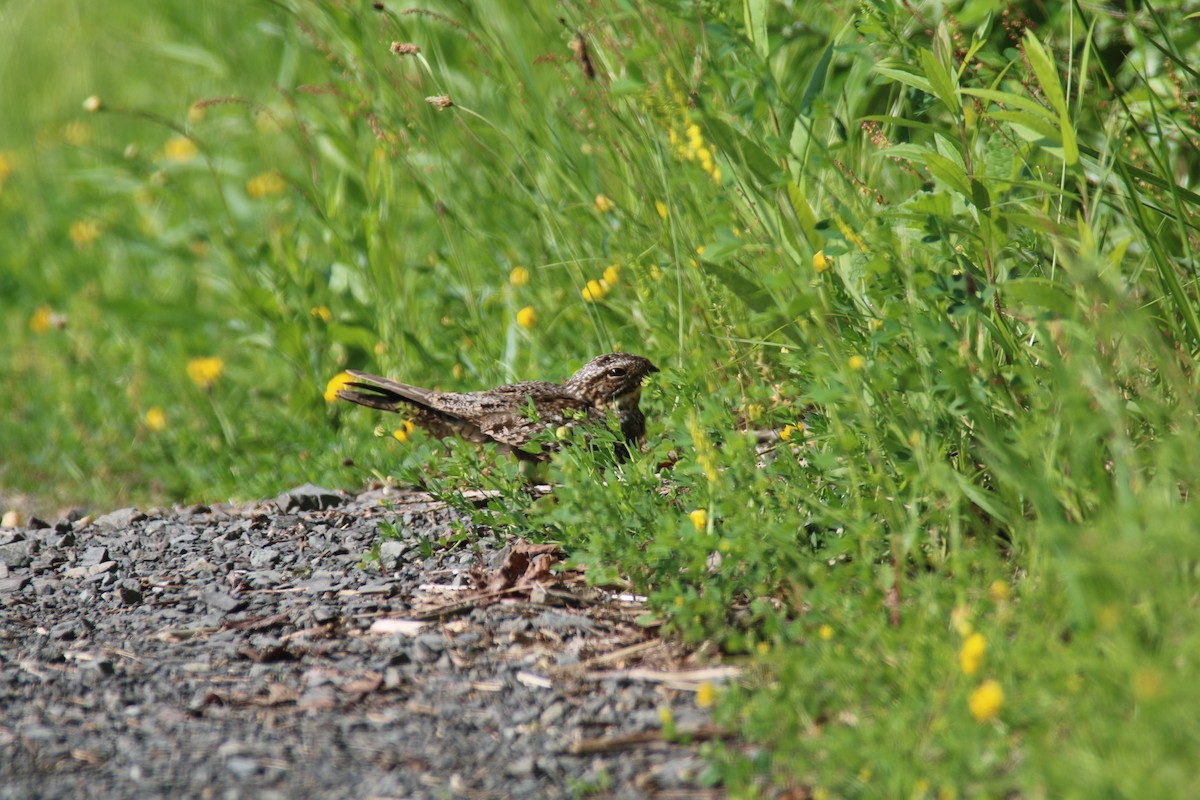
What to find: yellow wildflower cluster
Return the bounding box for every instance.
[246,171,286,198]
[668,122,721,182]
[954,604,1005,723]
[581,264,619,302]
[516,306,537,329]
[310,306,332,322]
[688,508,707,532]
[779,422,803,441]
[813,251,832,273]
[186,356,224,389]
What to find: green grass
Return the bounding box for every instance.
[3,0,1199,796]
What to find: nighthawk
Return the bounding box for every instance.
[337,352,659,461]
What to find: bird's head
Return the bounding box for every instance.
[565,353,660,408]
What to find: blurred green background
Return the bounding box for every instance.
[3,0,1199,796]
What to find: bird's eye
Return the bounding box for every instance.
[606,367,627,378]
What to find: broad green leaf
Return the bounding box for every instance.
[1023,32,1067,117]
[799,43,834,115]
[990,110,1061,142]
[919,49,961,117]
[961,88,1057,120]
[744,0,769,59]
[874,65,934,95]
[924,153,971,196]
[703,117,779,185]
[1023,30,1078,166]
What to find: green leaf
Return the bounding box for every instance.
[1003,278,1077,317]
[799,43,834,116]
[743,0,769,59]
[919,49,961,116]
[961,88,1057,120]
[1022,30,1078,166]
[705,261,773,313]
[1022,32,1067,118]
[703,116,779,185]
[874,65,934,95]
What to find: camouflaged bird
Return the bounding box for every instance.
[337,353,659,461]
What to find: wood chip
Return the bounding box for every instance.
[368,618,426,636]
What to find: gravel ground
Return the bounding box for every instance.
[0,484,729,799]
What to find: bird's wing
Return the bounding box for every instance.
[474,383,596,448]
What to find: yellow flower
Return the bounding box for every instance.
[988,580,1011,602]
[144,407,168,432]
[186,356,224,389]
[848,355,866,371]
[324,371,354,403]
[509,266,530,287]
[29,306,55,334]
[968,679,1004,722]
[959,633,986,675]
[688,509,707,532]
[516,305,537,329]
[594,193,614,213]
[603,264,620,285]
[246,171,286,198]
[69,219,101,248]
[655,200,668,220]
[452,363,464,380]
[780,423,803,441]
[695,681,716,708]
[0,151,12,187]
[310,306,332,322]
[393,420,416,442]
[755,641,770,654]
[813,251,831,272]
[161,136,198,162]
[581,278,609,302]
[818,624,834,641]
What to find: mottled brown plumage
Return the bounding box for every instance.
[337,353,659,460]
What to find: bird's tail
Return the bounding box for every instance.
[335,370,431,414]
